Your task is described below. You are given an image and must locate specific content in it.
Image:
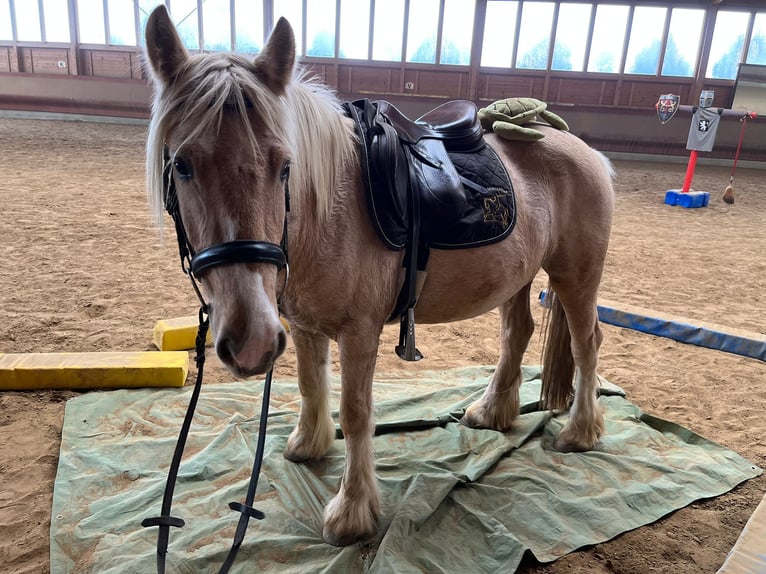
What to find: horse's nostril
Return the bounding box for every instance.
[216,332,241,364]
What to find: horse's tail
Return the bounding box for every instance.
[540,284,575,410]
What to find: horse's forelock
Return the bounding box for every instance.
[146,53,356,228]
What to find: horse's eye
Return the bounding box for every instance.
[173,156,193,179]
[280,160,291,182]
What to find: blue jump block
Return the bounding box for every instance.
[664,190,709,208]
[664,190,680,205]
[538,291,766,362]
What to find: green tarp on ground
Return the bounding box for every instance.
[51,365,761,573]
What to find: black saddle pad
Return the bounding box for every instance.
[430,145,516,249]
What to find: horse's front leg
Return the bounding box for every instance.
[284,327,335,462]
[322,322,381,546]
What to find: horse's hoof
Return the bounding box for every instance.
[322,524,375,547]
[553,437,594,453]
[461,402,515,432]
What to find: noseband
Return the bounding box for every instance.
[142,146,290,574]
[161,145,290,307]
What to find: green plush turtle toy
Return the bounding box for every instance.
[478,98,569,141]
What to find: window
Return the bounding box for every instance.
[552,3,592,71]
[171,0,199,50]
[138,1,164,46]
[234,0,263,53]
[78,0,105,44]
[747,12,766,65]
[43,0,71,42]
[202,0,230,51]
[306,0,336,57]
[587,4,629,73]
[16,2,42,41]
[516,1,554,69]
[440,0,474,65]
[406,0,439,63]
[108,0,137,45]
[339,0,369,59]
[625,6,667,75]
[372,0,404,61]
[662,8,704,77]
[707,11,750,79]
[481,1,518,67]
[274,0,302,55]
[0,0,11,41]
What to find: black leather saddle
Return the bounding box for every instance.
[345,99,515,361]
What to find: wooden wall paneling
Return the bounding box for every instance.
[129,53,143,80]
[0,48,10,73]
[303,61,339,90]
[402,69,468,99]
[9,47,19,72]
[345,65,401,95]
[31,48,70,75]
[555,77,617,105]
[478,72,545,102]
[19,48,33,73]
[89,51,133,78]
[81,50,93,76]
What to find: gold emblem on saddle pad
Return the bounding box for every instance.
[482,194,511,227]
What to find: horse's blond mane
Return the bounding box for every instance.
[146,52,356,227]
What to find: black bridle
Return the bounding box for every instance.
[141,146,290,574]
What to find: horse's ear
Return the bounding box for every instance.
[145,5,188,85]
[253,17,295,95]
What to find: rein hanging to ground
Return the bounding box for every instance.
[141,148,290,574]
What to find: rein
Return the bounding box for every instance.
[141,147,290,573]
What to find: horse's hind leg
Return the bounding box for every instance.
[548,279,604,452]
[462,281,534,431]
[284,328,336,463]
[322,321,381,546]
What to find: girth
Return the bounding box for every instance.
[345,99,515,361]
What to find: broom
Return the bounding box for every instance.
[723,112,756,204]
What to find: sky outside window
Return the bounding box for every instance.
[516,2,555,70]
[662,8,704,77]
[78,0,105,43]
[625,6,667,75]
[587,4,629,72]
[202,0,231,51]
[707,10,750,79]
[406,0,439,63]
[440,0,474,65]
[43,0,70,42]
[235,0,263,53]
[306,0,336,57]
[481,1,518,67]
[372,0,404,61]
[0,0,10,40]
[108,0,137,45]
[552,3,592,71]
[16,2,42,41]
[746,12,766,65]
[339,0,369,59]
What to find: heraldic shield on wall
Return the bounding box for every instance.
[657,94,680,124]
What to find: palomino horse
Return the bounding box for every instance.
[144,7,614,547]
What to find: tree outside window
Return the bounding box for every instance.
[587,4,629,73]
[707,11,749,79]
[625,6,666,75]
[661,8,704,77]
[747,12,766,65]
[480,1,518,67]
[552,3,592,72]
[516,2,554,69]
